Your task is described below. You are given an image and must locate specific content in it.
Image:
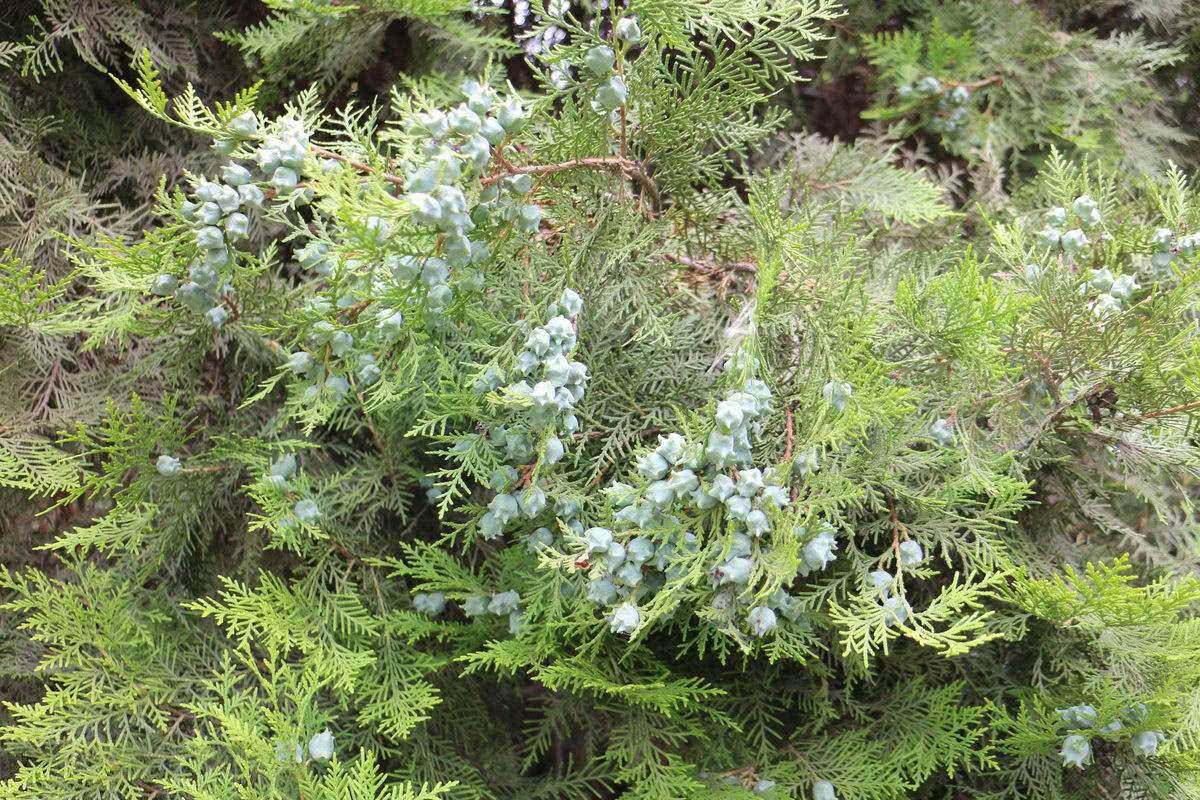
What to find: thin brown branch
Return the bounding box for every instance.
[783,404,794,463]
[354,385,395,484]
[619,106,628,162]
[944,75,1003,91]
[481,156,662,211]
[886,493,907,569]
[311,144,664,212]
[330,538,360,564]
[309,145,405,187]
[160,704,194,721]
[1009,380,1109,452]
[340,299,375,321]
[1141,399,1200,419]
[479,156,632,183]
[31,358,61,419]
[135,781,165,800]
[616,36,628,162]
[662,252,757,274]
[804,179,852,190]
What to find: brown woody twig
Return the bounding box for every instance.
[1141,399,1200,419]
[662,252,757,274]
[481,156,662,211]
[309,145,405,187]
[310,144,664,212]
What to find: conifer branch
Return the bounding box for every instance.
[804,179,852,190]
[309,144,664,211]
[30,358,60,419]
[662,253,758,274]
[5,4,1200,797]
[944,75,1004,91]
[886,494,908,570]
[783,403,795,462]
[481,157,662,210]
[1140,399,1200,419]
[354,384,395,484]
[309,145,405,187]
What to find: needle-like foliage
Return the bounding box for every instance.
[4,2,1200,800]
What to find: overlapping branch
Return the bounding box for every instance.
[309,145,662,210]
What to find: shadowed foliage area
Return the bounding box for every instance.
[3,2,1200,799]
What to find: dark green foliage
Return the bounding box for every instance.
[3,2,1200,800]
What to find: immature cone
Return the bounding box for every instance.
[308,728,335,761]
[1060,734,1091,768]
[813,780,837,800]
[610,603,640,635]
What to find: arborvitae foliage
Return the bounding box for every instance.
[3,2,1200,800]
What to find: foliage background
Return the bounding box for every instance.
[4,1,1200,799]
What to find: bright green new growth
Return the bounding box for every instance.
[3,1,1200,799]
